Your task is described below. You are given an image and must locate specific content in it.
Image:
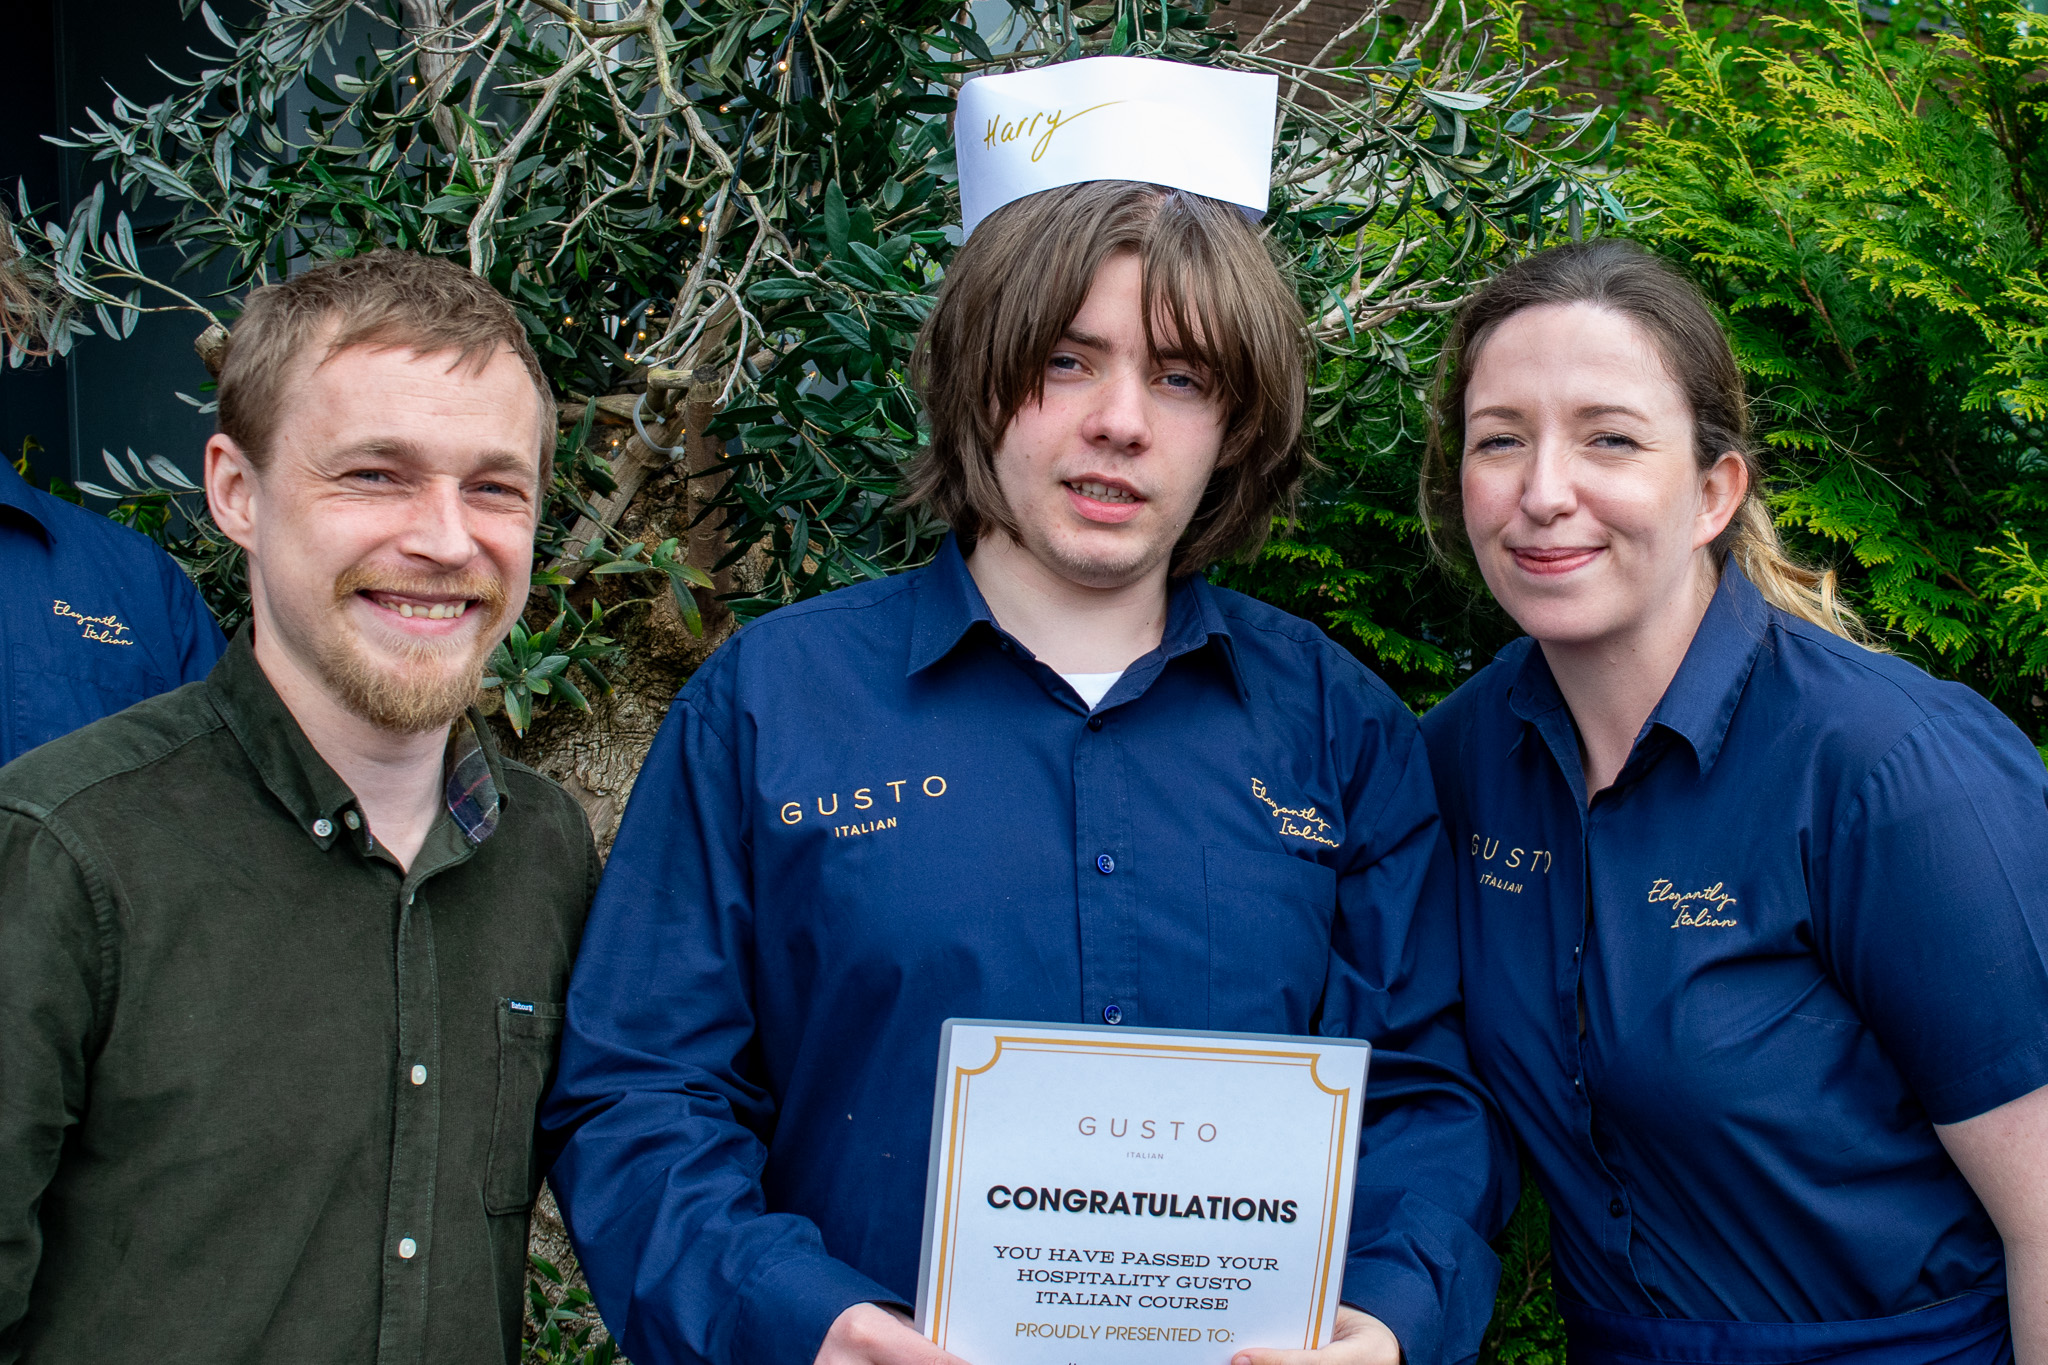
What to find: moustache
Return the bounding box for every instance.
[333,566,510,617]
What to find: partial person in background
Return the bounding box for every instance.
[0,249,596,1364]
[0,454,225,765]
[1419,239,2048,1365]
[544,57,1512,1365]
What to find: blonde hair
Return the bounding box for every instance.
[1725,500,1866,639]
[1419,240,1872,643]
[219,250,556,485]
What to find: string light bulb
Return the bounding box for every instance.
[777,60,788,71]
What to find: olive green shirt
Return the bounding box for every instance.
[0,629,598,1365]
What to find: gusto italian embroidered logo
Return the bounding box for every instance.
[1468,834,1553,894]
[53,600,133,646]
[1250,778,1338,848]
[1650,878,1739,928]
[778,774,949,839]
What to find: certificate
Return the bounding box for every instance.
[914,1020,1369,1365]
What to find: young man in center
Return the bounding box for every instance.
[544,58,1512,1365]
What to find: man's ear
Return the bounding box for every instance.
[1695,449,1749,550]
[206,434,261,554]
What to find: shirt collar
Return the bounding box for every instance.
[207,624,509,850]
[1508,561,1770,781]
[0,460,54,540]
[444,713,503,843]
[1645,561,1771,775]
[905,533,1248,700]
[906,534,998,675]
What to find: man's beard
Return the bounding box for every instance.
[312,566,511,734]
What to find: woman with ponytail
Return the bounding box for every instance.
[1417,240,2048,1365]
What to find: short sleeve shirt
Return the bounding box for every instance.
[1420,564,2048,1324]
[0,460,225,764]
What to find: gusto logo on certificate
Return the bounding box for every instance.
[915,1021,1369,1365]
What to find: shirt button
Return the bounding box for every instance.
[410,1064,427,1086]
[1096,853,1115,875]
[1608,1198,1625,1218]
[1102,1003,1124,1025]
[311,818,333,838]
[1087,716,1103,732]
[344,810,362,830]
[397,1237,417,1259]
[1573,1075,1583,1090]
[1573,945,1581,958]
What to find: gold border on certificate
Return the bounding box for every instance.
[919,1024,1366,1356]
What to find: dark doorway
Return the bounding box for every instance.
[1,0,239,492]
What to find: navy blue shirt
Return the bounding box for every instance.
[544,537,1514,1365]
[1420,564,2048,1325]
[0,460,224,765]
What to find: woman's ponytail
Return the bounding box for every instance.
[1723,496,1873,645]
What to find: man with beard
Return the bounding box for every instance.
[0,250,597,1365]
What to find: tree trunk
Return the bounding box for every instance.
[500,365,759,1361]
[495,331,755,851]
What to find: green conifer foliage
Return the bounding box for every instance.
[1628,0,2048,746]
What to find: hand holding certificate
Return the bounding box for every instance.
[915,1022,1371,1365]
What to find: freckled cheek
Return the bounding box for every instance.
[475,536,521,572]
[297,507,398,575]
[471,514,536,564]
[992,426,1067,501]
[1459,467,1520,544]
[1573,486,1671,552]
[1026,409,1085,465]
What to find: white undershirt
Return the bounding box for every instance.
[1060,671,1124,709]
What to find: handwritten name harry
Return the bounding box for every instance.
[983,101,1121,163]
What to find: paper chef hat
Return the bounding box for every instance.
[956,56,1280,237]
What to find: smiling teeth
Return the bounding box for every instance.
[393,601,469,620]
[1073,480,1136,503]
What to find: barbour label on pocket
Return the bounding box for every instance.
[483,997,567,1215]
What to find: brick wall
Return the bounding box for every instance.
[1217,0,1373,64]
[1213,0,1624,108]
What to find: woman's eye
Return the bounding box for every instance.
[1590,432,1639,450]
[1048,353,1083,374]
[1471,434,1521,453]
[1162,371,1205,393]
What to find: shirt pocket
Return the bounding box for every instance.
[1204,845,1338,1033]
[10,655,170,758]
[483,998,567,1215]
